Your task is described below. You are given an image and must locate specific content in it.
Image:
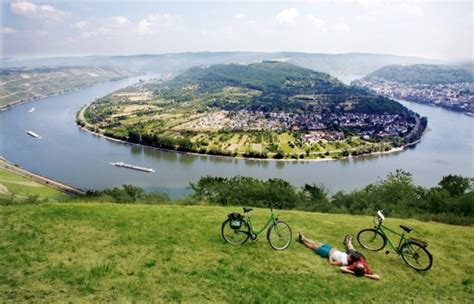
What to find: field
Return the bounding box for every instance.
[0,166,67,200]
[1,203,472,302]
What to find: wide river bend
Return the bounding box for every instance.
[1,77,472,197]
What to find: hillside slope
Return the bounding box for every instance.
[160,61,406,114]
[361,64,473,84]
[1,203,472,302]
[0,66,133,108]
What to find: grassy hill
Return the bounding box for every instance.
[362,64,474,84]
[1,203,472,302]
[0,166,67,201]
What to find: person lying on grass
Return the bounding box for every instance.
[298,232,380,280]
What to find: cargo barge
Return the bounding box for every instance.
[110,161,155,173]
[26,130,42,139]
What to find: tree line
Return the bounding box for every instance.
[3,171,471,226]
[189,171,473,225]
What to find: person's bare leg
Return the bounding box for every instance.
[300,233,324,250]
[344,235,355,251]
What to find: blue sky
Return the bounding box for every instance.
[1,0,472,60]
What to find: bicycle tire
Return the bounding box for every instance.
[266,221,292,250]
[400,241,433,271]
[357,228,386,251]
[221,219,250,245]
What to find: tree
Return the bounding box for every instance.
[438,175,473,197]
[123,184,145,202]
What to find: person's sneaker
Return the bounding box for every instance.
[298,232,304,243]
[343,234,353,245]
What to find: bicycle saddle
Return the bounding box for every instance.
[243,207,253,213]
[400,225,413,233]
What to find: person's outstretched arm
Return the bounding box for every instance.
[339,266,353,274]
[340,267,381,280]
[364,273,381,280]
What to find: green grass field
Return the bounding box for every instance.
[0,167,67,200]
[1,203,472,302]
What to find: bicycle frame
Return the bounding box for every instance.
[246,211,278,236]
[375,222,407,254]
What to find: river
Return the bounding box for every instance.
[1,77,472,197]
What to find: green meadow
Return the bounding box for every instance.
[0,167,67,200]
[1,203,472,303]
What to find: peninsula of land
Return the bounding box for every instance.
[79,62,426,160]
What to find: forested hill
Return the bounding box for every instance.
[167,61,346,93]
[159,61,408,115]
[362,64,474,84]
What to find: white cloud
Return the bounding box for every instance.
[114,16,130,25]
[138,19,152,34]
[73,21,89,29]
[276,8,300,25]
[81,31,98,39]
[137,14,181,35]
[400,3,424,18]
[235,13,246,20]
[10,1,70,22]
[2,27,17,35]
[308,15,327,31]
[333,22,351,33]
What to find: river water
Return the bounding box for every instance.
[1,77,472,197]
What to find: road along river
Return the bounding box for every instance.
[1,77,472,197]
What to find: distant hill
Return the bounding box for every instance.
[0,66,133,108]
[361,64,474,85]
[161,61,406,115]
[1,52,439,76]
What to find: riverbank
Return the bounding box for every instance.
[0,156,85,195]
[77,103,415,163]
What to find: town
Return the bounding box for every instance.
[355,78,474,113]
[186,109,417,142]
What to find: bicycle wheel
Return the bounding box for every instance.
[267,221,292,250]
[400,241,433,271]
[357,229,386,251]
[221,219,250,245]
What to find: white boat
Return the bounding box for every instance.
[26,130,41,139]
[110,161,155,173]
[28,107,35,113]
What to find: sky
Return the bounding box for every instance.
[1,0,472,60]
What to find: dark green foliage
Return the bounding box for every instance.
[190,171,473,225]
[438,175,473,197]
[190,176,300,210]
[87,184,166,204]
[160,61,410,115]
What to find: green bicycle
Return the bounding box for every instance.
[221,204,292,250]
[357,210,433,271]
